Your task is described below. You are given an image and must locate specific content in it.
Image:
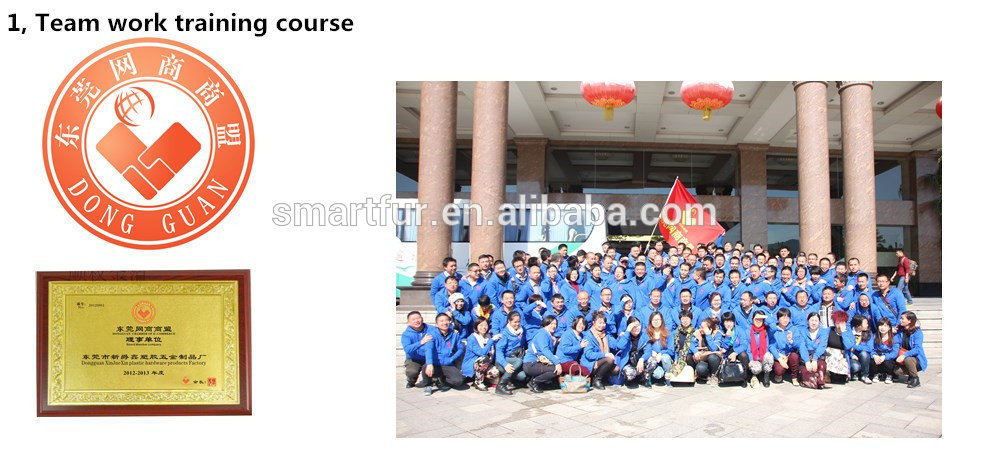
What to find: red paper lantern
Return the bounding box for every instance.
[936,97,942,119]
[680,81,734,121]
[580,81,636,121]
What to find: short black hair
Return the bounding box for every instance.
[406,310,422,320]
[442,257,456,267]
[558,243,568,250]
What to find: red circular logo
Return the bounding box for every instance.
[43,38,254,249]
[132,300,156,324]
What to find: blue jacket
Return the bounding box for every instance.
[719,326,749,355]
[759,304,784,330]
[847,302,882,330]
[430,271,462,298]
[516,279,546,305]
[484,274,519,308]
[666,329,700,355]
[494,326,526,367]
[732,305,760,330]
[788,303,818,329]
[848,331,874,356]
[400,324,435,363]
[555,329,586,363]
[583,275,610,302]
[662,305,704,332]
[635,303,664,330]
[872,289,907,320]
[629,275,660,309]
[450,307,473,334]
[874,333,902,361]
[458,278,488,309]
[661,276,696,310]
[724,282,747,309]
[432,288,467,315]
[614,332,652,369]
[490,303,540,336]
[609,278,637,306]
[542,307,572,340]
[523,329,562,365]
[425,328,464,367]
[798,328,828,362]
[769,324,801,359]
[461,333,497,377]
[898,328,928,371]
[835,288,857,310]
[579,331,626,372]
[541,279,576,309]
[694,280,727,310]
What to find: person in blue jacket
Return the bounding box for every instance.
[449,295,473,334]
[580,311,625,390]
[609,266,636,305]
[797,312,828,389]
[895,311,927,388]
[789,290,818,329]
[542,294,571,340]
[701,292,728,326]
[613,317,654,387]
[732,291,760,330]
[565,291,596,332]
[641,311,674,387]
[432,276,465,315]
[613,296,638,337]
[873,274,908,321]
[847,315,874,384]
[490,291,541,337]
[636,289,665,330]
[430,257,461,298]
[541,264,574,309]
[661,263,696,309]
[718,311,750,386]
[521,294,549,341]
[870,317,900,384]
[461,319,502,391]
[832,274,856,310]
[847,257,872,287]
[400,311,434,389]
[851,272,874,303]
[423,313,465,395]
[663,288,704,333]
[630,262,661,308]
[724,270,746,310]
[493,312,528,395]
[522,315,563,393]
[761,292,784,330]
[459,263,488,309]
[485,261,519,308]
[770,308,801,385]
[556,315,591,378]
[516,264,546,307]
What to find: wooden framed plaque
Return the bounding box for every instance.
[37,270,252,416]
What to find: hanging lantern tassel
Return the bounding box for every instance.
[681,81,735,121]
[580,81,636,122]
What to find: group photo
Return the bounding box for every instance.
[394,81,941,438]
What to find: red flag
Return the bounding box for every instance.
[658,178,725,250]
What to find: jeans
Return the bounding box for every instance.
[897,276,914,303]
[695,353,722,379]
[652,354,673,379]
[849,350,872,379]
[498,356,527,383]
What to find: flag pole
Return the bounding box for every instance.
[645,176,678,253]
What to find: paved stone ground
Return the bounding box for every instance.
[396,366,941,438]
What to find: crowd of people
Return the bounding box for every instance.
[401,240,926,396]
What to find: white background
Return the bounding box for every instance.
[0,0,975,447]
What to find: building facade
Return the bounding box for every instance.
[397,81,942,295]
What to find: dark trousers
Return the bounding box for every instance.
[773,352,800,379]
[735,352,750,379]
[893,356,921,378]
[423,361,465,387]
[591,357,616,382]
[523,361,558,385]
[799,356,827,388]
[404,358,425,384]
[694,353,721,379]
[870,358,896,378]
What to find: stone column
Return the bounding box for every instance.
[838,81,878,274]
[412,82,457,287]
[470,82,509,262]
[913,152,942,295]
[514,138,548,198]
[794,81,832,256]
[738,144,769,246]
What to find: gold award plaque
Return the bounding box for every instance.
[47,281,240,406]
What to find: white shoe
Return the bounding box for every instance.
[863,377,873,385]
[870,376,877,384]
[884,376,893,384]
[423,386,435,396]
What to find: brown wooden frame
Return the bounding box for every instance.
[37,270,252,416]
